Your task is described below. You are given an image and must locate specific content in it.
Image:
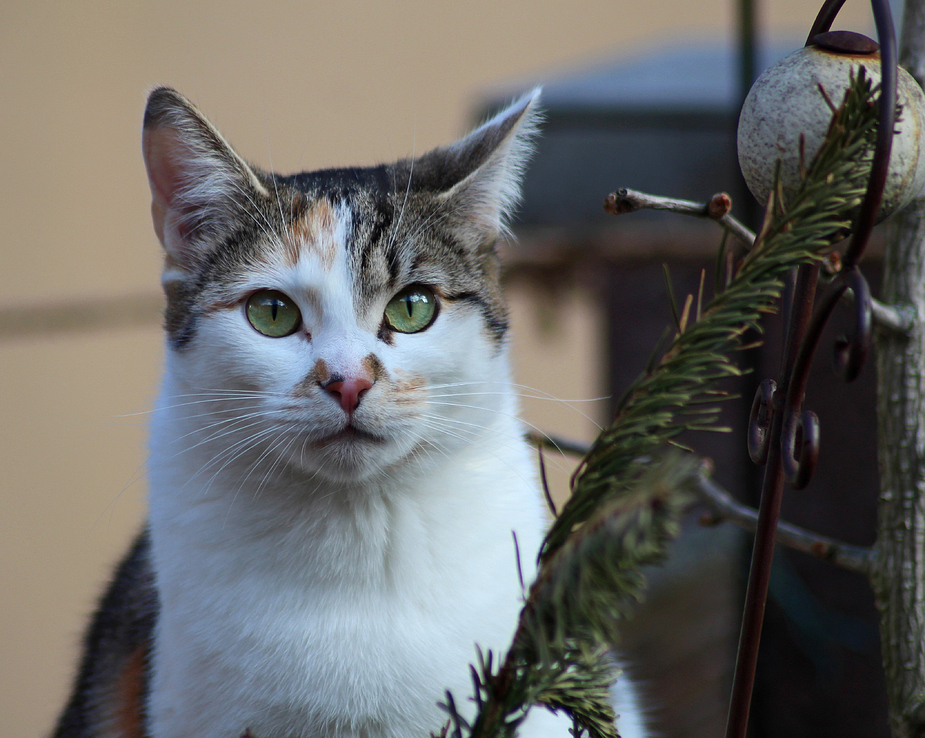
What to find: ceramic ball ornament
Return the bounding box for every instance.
[737,31,925,220]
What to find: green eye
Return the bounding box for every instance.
[245,290,302,337]
[384,286,438,334]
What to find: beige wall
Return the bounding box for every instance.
[1,1,874,735]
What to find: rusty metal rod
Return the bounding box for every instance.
[724,0,896,734]
[725,263,819,737]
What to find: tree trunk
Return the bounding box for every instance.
[874,2,925,735]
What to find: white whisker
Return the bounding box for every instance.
[386,137,416,257]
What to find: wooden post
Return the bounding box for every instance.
[874,2,925,735]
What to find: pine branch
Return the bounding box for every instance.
[438,456,696,738]
[541,68,880,560]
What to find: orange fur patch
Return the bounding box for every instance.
[197,295,243,321]
[115,645,148,738]
[286,199,338,268]
[392,370,426,405]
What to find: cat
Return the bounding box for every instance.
[53,87,648,738]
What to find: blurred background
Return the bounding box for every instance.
[1,1,894,736]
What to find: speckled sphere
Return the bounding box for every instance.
[737,44,925,219]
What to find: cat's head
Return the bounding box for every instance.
[142,87,540,484]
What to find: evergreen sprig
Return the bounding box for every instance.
[439,457,696,738]
[437,67,882,738]
[541,68,880,559]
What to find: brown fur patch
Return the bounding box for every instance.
[361,354,385,383]
[286,199,338,268]
[314,358,331,385]
[293,358,331,397]
[115,645,148,738]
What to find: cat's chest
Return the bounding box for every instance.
[146,450,543,738]
[151,575,507,738]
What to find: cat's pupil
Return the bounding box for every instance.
[403,297,414,318]
[271,300,280,321]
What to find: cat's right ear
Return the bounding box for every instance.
[142,87,267,274]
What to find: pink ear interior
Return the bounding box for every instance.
[142,125,190,247]
[143,126,185,208]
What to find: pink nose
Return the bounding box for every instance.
[323,376,373,414]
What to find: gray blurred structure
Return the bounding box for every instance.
[482,43,799,228]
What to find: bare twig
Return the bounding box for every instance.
[536,443,558,517]
[605,190,913,334]
[527,430,595,458]
[696,470,874,577]
[604,188,757,247]
[839,287,915,335]
[527,431,874,577]
[871,298,915,334]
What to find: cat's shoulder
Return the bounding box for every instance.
[53,530,157,738]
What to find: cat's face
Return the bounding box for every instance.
[142,88,539,483]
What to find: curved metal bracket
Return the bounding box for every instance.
[725,2,896,736]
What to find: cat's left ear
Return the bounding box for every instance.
[420,89,542,246]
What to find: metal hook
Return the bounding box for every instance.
[748,379,777,465]
[835,268,873,382]
[781,407,821,490]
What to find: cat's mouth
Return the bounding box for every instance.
[311,424,384,447]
